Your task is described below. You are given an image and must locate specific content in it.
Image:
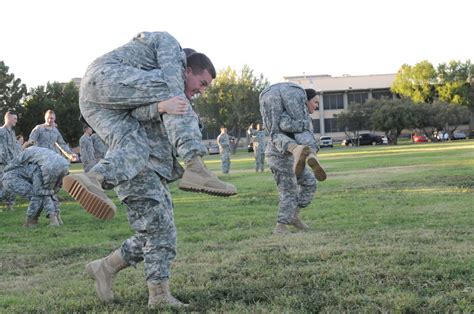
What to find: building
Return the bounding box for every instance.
[284,73,396,139]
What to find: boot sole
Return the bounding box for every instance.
[307,157,327,181]
[63,175,116,220]
[294,146,311,177]
[178,182,237,197]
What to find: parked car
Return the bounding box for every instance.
[412,135,429,143]
[207,143,220,155]
[451,131,466,140]
[341,133,384,146]
[319,136,334,148]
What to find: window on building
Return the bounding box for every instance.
[323,93,344,110]
[312,119,320,133]
[324,118,343,133]
[372,89,393,100]
[347,91,368,105]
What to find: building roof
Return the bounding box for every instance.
[284,73,396,92]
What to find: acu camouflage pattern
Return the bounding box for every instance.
[0,126,21,206]
[259,82,317,224]
[2,147,69,217]
[90,133,108,159]
[80,31,205,187]
[117,169,177,284]
[253,130,267,171]
[29,124,73,156]
[217,132,231,174]
[80,31,194,284]
[79,134,96,172]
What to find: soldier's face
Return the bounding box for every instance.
[185,68,213,100]
[45,113,56,126]
[306,96,320,114]
[6,114,17,127]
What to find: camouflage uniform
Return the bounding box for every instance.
[79,134,96,173]
[253,130,267,172]
[79,31,206,188]
[90,133,108,159]
[2,147,69,218]
[0,126,21,207]
[260,83,317,224]
[216,132,231,174]
[29,124,74,157]
[80,31,190,284]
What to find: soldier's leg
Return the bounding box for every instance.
[292,167,317,230]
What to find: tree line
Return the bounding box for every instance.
[1,59,472,147]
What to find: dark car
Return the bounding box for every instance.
[342,133,384,146]
[247,143,254,153]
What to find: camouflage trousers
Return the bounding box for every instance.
[254,150,265,171]
[115,168,177,284]
[2,164,61,217]
[0,166,15,207]
[220,149,231,174]
[80,64,207,187]
[267,152,317,224]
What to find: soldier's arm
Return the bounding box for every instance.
[55,130,73,155]
[279,111,307,133]
[0,130,7,164]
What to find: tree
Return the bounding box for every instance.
[194,65,269,147]
[17,81,81,146]
[0,61,27,115]
[370,99,416,144]
[391,60,437,103]
[334,102,373,146]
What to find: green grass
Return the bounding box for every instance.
[1,140,473,312]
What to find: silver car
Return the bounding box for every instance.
[319,136,334,148]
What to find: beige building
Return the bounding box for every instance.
[284,73,396,139]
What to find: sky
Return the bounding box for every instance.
[1,0,473,89]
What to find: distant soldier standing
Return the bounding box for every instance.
[90,132,108,160]
[217,127,231,174]
[2,146,69,227]
[0,111,21,210]
[253,123,267,172]
[79,125,96,172]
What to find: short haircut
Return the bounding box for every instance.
[305,89,318,101]
[45,109,55,117]
[187,52,216,79]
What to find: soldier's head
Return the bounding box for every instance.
[305,89,320,114]
[83,125,93,136]
[256,123,262,131]
[220,126,227,133]
[44,110,56,127]
[184,52,216,100]
[4,111,18,128]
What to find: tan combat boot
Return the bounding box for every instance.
[307,153,327,181]
[23,216,38,228]
[86,250,128,303]
[49,214,60,227]
[273,223,289,235]
[287,143,310,177]
[179,156,237,197]
[147,281,189,308]
[291,208,309,230]
[62,172,116,220]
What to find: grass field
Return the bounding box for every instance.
[1,140,473,312]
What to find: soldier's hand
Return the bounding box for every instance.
[157,96,189,115]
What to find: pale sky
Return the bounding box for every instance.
[1,0,473,89]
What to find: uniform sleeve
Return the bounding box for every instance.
[0,130,7,164]
[29,126,40,142]
[279,111,306,133]
[55,129,73,154]
[130,102,161,121]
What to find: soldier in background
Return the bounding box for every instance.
[90,132,108,160]
[28,110,79,161]
[2,146,69,227]
[260,83,322,235]
[0,111,22,210]
[253,123,267,172]
[79,125,96,172]
[216,127,231,174]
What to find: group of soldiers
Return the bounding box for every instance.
[1,31,327,308]
[0,110,79,226]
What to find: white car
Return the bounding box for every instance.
[319,136,334,148]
